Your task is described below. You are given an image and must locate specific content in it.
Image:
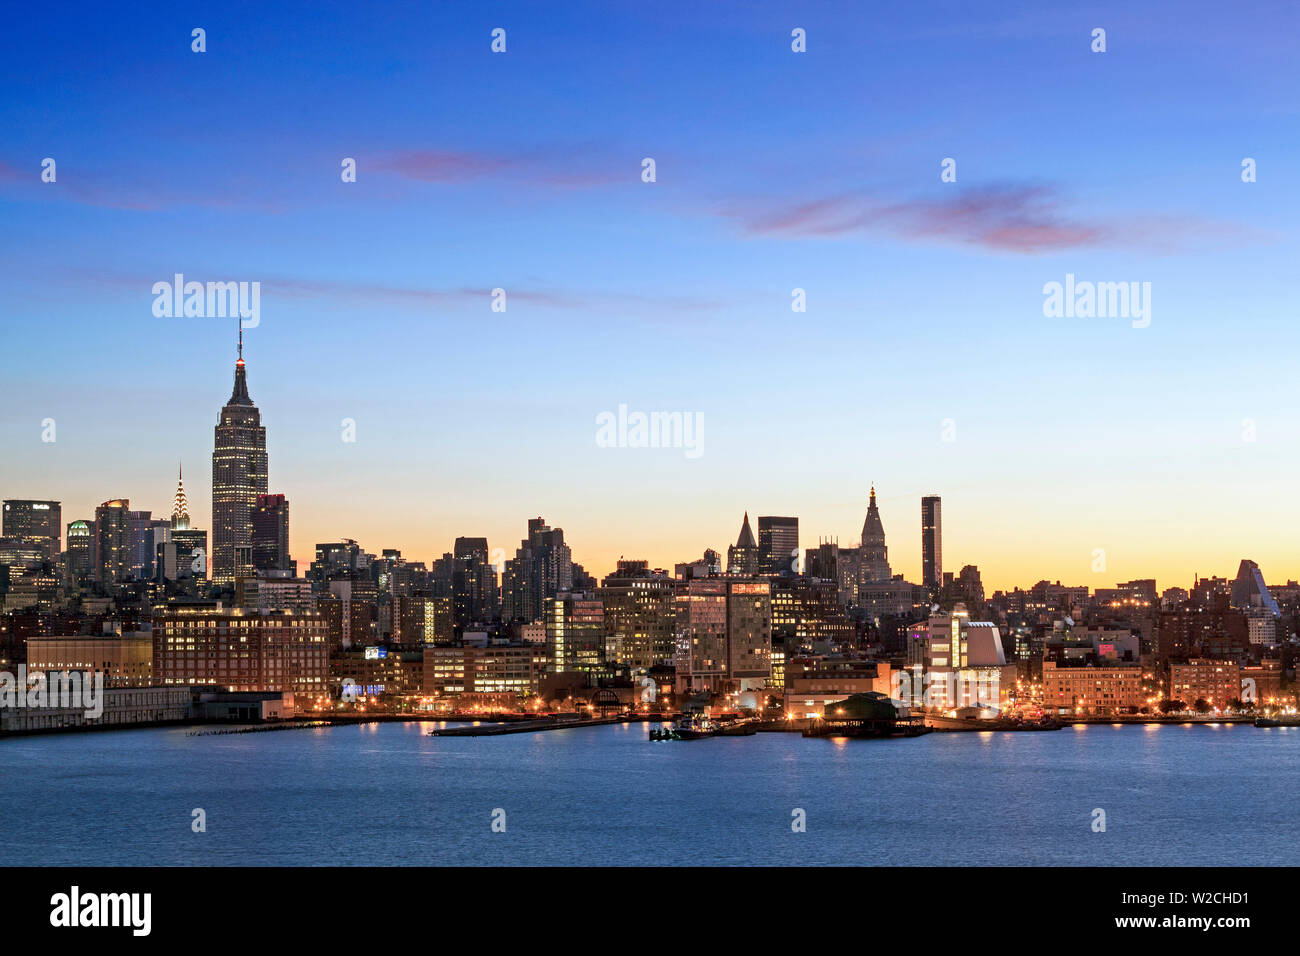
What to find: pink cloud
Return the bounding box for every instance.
[715,184,1236,253]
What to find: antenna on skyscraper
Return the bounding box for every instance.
[237,316,243,362]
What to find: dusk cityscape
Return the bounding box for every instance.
[0,0,1293,934]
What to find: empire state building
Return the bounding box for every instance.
[211,329,268,585]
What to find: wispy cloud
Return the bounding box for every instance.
[713,183,1244,253]
[371,147,624,190]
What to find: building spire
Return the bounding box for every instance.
[172,463,191,530]
[228,321,252,405]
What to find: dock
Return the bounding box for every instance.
[429,715,663,737]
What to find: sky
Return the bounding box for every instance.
[2,0,1298,592]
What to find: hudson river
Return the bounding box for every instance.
[1,721,1295,866]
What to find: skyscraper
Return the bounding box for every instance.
[252,494,291,572]
[166,466,208,581]
[1,500,61,562]
[212,329,268,585]
[94,499,132,585]
[859,485,890,584]
[757,516,798,576]
[452,536,498,627]
[501,517,572,623]
[921,495,942,594]
[64,519,94,584]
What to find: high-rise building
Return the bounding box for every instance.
[164,467,208,581]
[64,520,94,584]
[757,516,798,576]
[1231,559,1280,616]
[673,578,772,693]
[94,499,132,585]
[727,513,758,575]
[599,560,677,668]
[251,494,291,572]
[544,591,605,673]
[211,329,268,585]
[452,536,498,627]
[859,486,890,584]
[1,500,61,562]
[921,495,942,592]
[501,517,572,623]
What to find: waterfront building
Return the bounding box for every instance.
[673,577,771,694]
[598,560,677,669]
[903,603,1016,709]
[422,644,535,698]
[153,607,328,697]
[544,591,605,673]
[27,633,154,687]
[1041,659,1144,715]
[1169,659,1242,708]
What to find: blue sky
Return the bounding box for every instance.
[2,0,1298,589]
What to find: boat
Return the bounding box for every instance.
[802,692,933,740]
[672,714,722,740]
[1254,716,1300,727]
[648,715,724,740]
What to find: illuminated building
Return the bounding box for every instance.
[673,578,771,693]
[422,644,535,697]
[545,591,605,673]
[64,520,93,584]
[1,500,61,562]
[902,603,1016,709]
[154,607,327,696]
[1170,659,1242,707]
[93,499,132,585]
[757,516,798,576]
[211,328,268,585]
[27,633,154,687]
[599,560,677,669]
[1042,660,1144,715]
[726,513,759,575]
[859,486,890,584]
[501,517,572,623]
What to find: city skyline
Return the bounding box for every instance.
[2,329,1291,596]
[3,1,1299,593]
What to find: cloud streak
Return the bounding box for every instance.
[714,183,1241,253]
